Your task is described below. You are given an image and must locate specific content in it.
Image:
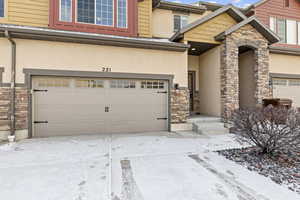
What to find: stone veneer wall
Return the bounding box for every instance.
[220,24,271,122]
[171,88,189,123]
[0,87,28,140]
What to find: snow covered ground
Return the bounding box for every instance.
[0,132,298,200]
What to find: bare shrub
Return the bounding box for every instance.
[231,105,300,155]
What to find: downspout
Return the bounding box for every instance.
[4,30,16,138]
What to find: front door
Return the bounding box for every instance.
[188,71,195,112]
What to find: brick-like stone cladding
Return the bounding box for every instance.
[0,87,28,131]
[171,88,189,123]
[220,24,271,121]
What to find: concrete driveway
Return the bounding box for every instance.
[0,132,298,200]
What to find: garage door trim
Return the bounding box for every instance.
[24,68,174,138]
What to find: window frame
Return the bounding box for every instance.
[50,0,137,37]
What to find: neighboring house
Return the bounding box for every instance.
[244,0,300,110]
[0,0,294,140]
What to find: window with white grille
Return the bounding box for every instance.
[141,81,164,89]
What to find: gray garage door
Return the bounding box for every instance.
[32,77,168,137]
[272,78,300,108]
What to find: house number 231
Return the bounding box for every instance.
[102,67,112,72]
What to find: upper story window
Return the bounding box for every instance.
[0,0,4,18]
[60,0,72,22]
[51,0,136,37]
[174,15,188,32]
[270,17,300,45]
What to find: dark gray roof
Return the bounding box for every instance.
[170,5,247,41]
[215,16,280,44]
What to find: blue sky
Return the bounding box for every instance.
[168,0,260,8]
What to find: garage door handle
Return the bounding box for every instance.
[34,121,48,124]
[105,106,109,112]
[157,91,167,94]
[33,89,48,92]
[157,118,167,120]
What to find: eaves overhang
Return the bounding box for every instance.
[157,1,207,14]
[215,16,280,44]
[270,46,300,56]
[170,5,247,42]
[0,24,188,52]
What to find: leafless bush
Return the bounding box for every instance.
[231,105,300,155]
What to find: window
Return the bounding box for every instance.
[37,78,70,88]
[141,81,164,89]
[110,80,136,88]
[272,79,288,86]
[0,0,4,18]
[277,19,286,43]
[52,0,135,36]
[77,0,96,24]
[96,0,114,26]
[76,0,126,27]
[289,79,300,86]
[117,0,127,28]
[76,79,104,88]
[287,20,297,45]
[60,0,72,22]
[174,15,188,32]
[270,17,300,45]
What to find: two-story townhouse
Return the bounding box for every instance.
[0,0,280,140]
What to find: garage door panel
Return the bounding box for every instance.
[273,78,300,108]
[33,77,168,137]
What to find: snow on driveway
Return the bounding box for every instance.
[0,132,298,200]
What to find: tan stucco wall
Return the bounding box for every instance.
[269,53,300,75]
[152,8,211,38]
[238,51,256,108]
[0,38,188,87]
[188,55,200,91]
[198,46,221,116]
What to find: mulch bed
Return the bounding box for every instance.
[217,147,300,194]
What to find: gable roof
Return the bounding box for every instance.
[215,16,280,44]
[170,5,247,41]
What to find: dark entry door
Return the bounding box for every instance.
[188,71,195,112]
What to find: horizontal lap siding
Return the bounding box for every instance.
[7,0,49,27]
[138,0,152,37]
[184,13,237,44]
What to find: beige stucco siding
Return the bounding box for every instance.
[152,8,211,38]
[269,53,300,75]
[198,46,221,116]
[0,38,188,86]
